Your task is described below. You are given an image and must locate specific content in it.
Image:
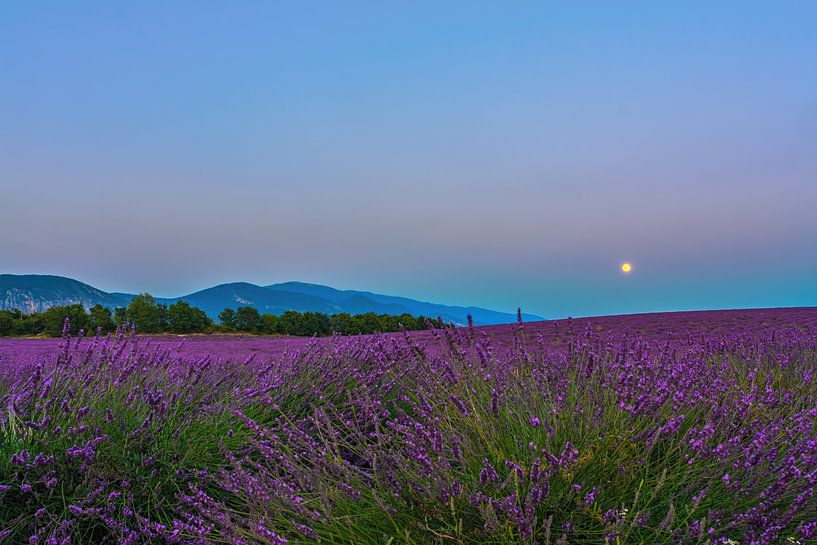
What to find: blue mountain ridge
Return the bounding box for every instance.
[0,274,543,326]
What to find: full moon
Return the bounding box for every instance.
[621,262,632,273]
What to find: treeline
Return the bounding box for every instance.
[217,307,443,335]
[0,293,443,337]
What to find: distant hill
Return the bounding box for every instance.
[266,281,543,325]
[152,283,342,319]
[0,275,542,325]
[0,275,129,314]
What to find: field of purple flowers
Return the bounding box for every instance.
[1,309,817,544]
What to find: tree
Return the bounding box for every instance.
[302,311,331,336]
[330,313,360,335]
[218,308,237,329]
[88,304,115,334]
[0,305,436,338]
[398,313,418,330]
[261,313,278,335]
[41,304,89,337]
[0,310,37,336]
[26,313,45,335]
[126,293,164,333]
[167,301,211,333]
[378,314,400,332]
[357,312,381,334]
[158,303,169,331]
[234,306,262,332]
[276,310,304,335]
[0,310,16,336]
[114,307,128,327]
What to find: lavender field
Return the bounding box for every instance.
[2,308,817,544]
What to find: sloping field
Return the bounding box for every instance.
[1,306,816,543]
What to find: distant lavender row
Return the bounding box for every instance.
[1,307,816,544]
[2,306,815,367]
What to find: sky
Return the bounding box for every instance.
[1,2,816,318]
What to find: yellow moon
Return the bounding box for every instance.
[621,262,632,273]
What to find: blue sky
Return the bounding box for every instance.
[1,2,816,317]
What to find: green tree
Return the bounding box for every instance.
[260,313,278,335]
[234,306,262,332]
[398,313,418,330]
[377,314,399,332]
[218,308,237,329]
[41,304,89,337]
[276,310,303,335]
[114,307,128,327]
[158,303,169,331]
[30,314,46,335]
[88,304,115,334]
[330,313,359,335]
[302,311,331,336]
[167,301,211,333]
[0,309,44,336]
[126,293,164,333]
[357,312,381,334]
[0,310,16,336]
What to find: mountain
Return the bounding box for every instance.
[0,274,543,325]
[154,283,343,319]
[266,281,543,325]
[0,274,129,313]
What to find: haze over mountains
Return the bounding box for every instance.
[0,275,541,325]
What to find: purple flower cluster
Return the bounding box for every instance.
[0,310,816,543]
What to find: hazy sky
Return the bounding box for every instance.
[2,2,816,318]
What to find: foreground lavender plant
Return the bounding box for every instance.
[1,314,816,544]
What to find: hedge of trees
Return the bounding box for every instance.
[0,304,114,337]
[0,294,210,337]
[217,307,443,335]
[0,293,443,337]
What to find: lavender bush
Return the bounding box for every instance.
[1,317,816,544]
